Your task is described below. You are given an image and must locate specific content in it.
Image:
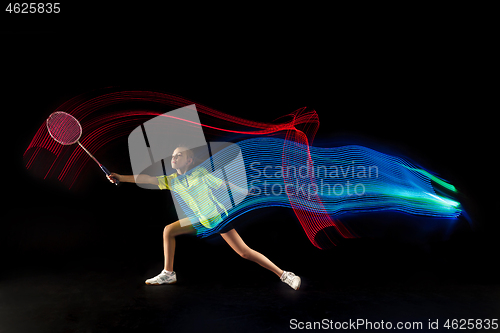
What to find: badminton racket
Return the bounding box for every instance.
[46,111,119,185]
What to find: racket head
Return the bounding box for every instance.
[46,111,82,145]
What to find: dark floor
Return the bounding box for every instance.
[2,248,500,333]
[3,198,498,332]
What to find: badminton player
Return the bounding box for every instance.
[107,146,301,290]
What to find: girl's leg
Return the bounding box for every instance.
[163,218,196,271]
[220,228,283,277]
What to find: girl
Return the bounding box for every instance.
[107,146,301,290]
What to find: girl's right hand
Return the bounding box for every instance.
[107,172,121,184]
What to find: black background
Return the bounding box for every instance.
[2,4,497,332]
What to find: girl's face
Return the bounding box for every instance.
[171,147,192,171]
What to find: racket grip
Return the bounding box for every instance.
[100,165,119,185]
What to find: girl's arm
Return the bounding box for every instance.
[107,173,159,186]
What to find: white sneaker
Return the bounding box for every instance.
[281,271,301,290]
[145,269,177,285]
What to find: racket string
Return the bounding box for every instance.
[46,112,82,145]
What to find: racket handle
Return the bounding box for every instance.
[100,165,119,185]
